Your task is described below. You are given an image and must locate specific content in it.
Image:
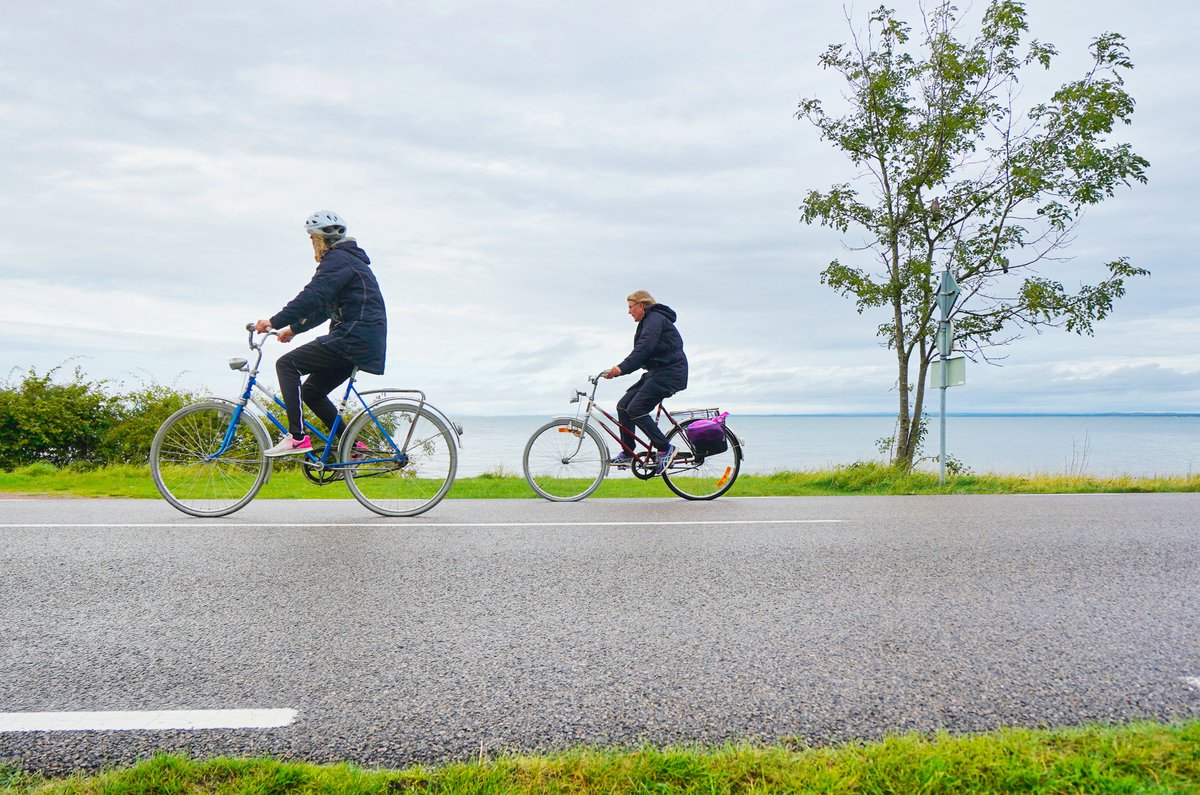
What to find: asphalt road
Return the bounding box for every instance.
[1,494,1198,774]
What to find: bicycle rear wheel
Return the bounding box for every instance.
[342,402,457,517]
[150,401,271,517]
[662,421,741,500]
[523,419,609,501]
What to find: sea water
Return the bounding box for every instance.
[449,414,1200,478]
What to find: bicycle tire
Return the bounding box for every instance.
[661,420,741,500]
[150,401,271,517]
[523,418,609,501]
[342,402,457,517]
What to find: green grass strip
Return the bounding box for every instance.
[1,461,1197,499]
[2,720,1198,793]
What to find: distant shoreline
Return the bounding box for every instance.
[454,412,1200,418]
[737,412,1200,418]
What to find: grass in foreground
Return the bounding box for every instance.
[0,461,1197,499]
[2,721,1198,794]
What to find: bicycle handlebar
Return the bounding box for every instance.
[245,323,278,350]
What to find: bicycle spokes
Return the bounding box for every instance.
[342,403,457,516]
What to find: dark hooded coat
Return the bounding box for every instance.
[269,241,387,374]
[617,303,687,391]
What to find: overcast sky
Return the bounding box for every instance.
[2,1,1196,416]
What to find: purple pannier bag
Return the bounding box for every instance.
[685,412,729,457]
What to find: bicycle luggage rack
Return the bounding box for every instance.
[672,407,720,421]
[357,388,464,445]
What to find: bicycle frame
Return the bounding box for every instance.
[564,372,699,471]
[215,326,450,470]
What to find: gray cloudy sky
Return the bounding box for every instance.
[2,1,1196,415]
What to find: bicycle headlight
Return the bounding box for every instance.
[228,357,248,371]
[569,389,580,404]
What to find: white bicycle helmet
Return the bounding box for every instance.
[304,210,347,238]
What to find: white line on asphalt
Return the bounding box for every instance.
[1183,677,1200,690]
[0,708,297,732]
[0,519,846,528]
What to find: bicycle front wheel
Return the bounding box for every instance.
[342,402,457,517]
[150,401,271,517]
[662,421,741,500]
[523,419,609,501]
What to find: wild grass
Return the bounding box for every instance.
[2,720,1198,793]
[1,460,1197,500]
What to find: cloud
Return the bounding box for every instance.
[1,0,1195,419]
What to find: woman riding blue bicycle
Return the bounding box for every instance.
[255,210,387,457]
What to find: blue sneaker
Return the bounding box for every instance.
[610,451,634,466]
[654,445,677,475]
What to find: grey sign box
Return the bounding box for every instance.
[936,320,954,358]
[930,356,966,388]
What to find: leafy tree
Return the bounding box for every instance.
[797,0,1148,469]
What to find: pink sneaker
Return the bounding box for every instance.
[349,441,370,461]
[264,434,312,457]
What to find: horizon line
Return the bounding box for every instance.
[451,411,1200,418]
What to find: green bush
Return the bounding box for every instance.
[0,366,123,470]
[102,383,200,464]
[0,366,200,470]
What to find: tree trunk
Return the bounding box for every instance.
[894,357,916,470]
[889,237,913,470]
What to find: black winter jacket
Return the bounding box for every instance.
[270,241,388,374]
[617,303,688,388]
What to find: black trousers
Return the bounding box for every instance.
[275,340,356,440]
[617,372,681,451]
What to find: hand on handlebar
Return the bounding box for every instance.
[601,366,621,379]
[245,322,279,350]
[250,319,291,341]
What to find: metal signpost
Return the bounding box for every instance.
[933,269,963,484]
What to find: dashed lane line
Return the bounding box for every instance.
[0,708,297,732]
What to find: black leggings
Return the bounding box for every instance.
[275,340,356,440]
[617,373,681,451]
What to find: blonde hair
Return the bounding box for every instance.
[626,290,656,306]
[310,233,333,262]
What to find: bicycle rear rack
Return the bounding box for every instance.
[356,388,464,446]
[671,407,721,422]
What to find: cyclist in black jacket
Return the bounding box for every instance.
[255,210,388,457]
[602,290,688,474]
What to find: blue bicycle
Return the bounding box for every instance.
[150,324,461,517]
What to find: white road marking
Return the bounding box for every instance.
[0,519,846,528]
[0,708,296,732]
[1183,677,1200,690]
